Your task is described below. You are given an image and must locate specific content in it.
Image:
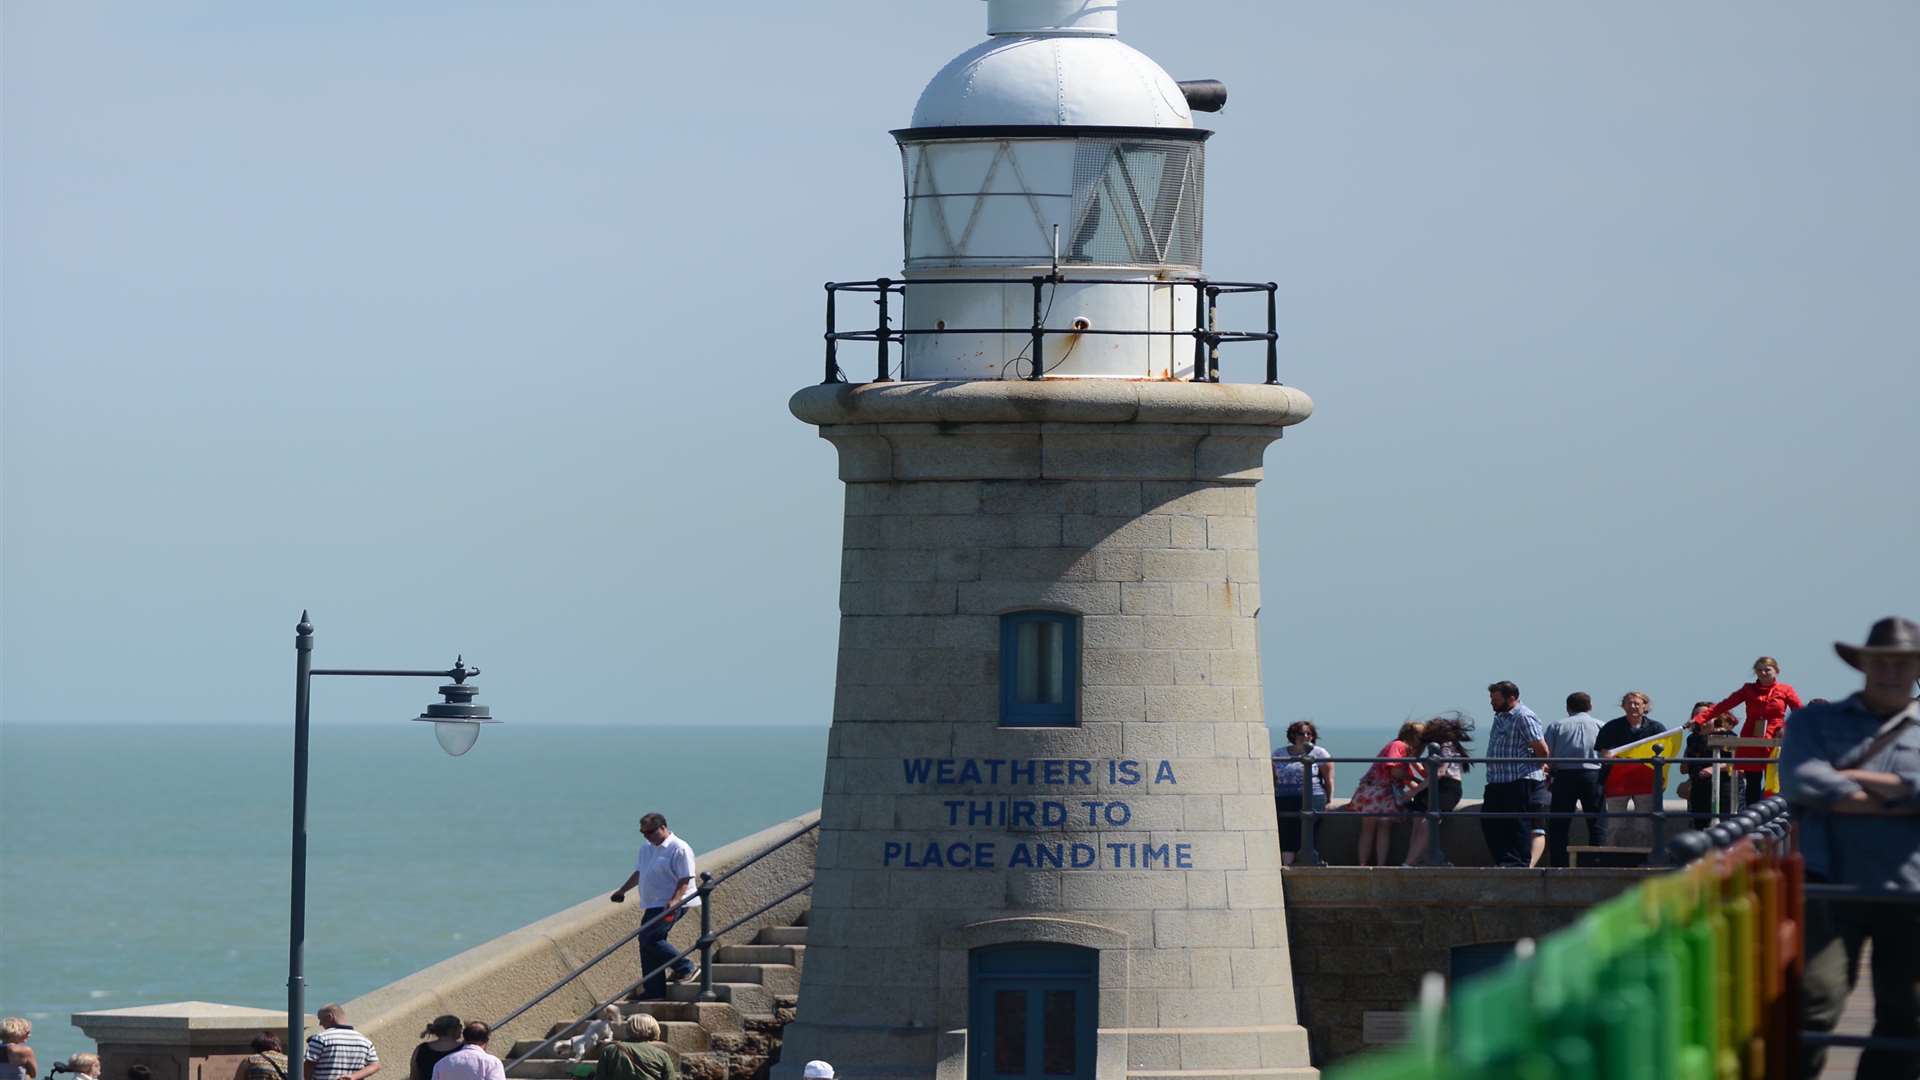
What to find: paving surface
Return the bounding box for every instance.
[1818,942,1875,1079]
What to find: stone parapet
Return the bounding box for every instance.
[350,812,815,1069]
[73,818,818,1080]
[71,1002,308,1080]
[1280,867,1654,1065]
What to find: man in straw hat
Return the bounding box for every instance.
[1782,616,1920,1080]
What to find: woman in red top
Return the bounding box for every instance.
[1346,721,1424,867]
[1697,655,1801,804]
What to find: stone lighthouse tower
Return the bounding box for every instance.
[779,3,1315,1078]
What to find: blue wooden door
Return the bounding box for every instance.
[968,943,1097,1080]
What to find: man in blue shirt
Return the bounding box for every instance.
[1782,617,1920,1080]
[1542,691,1606,867]
[1482,680,1550,867]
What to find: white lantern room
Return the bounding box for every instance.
[890,0,1227,381]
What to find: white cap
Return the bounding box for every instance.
[987,0,1119,37]
[802,1063,835,1080]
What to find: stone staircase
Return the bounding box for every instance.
[508,913,808,1080]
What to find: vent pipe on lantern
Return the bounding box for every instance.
[1177,79,1229,112]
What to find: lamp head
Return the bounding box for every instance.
[412,656,498,756]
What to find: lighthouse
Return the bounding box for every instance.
[779,2,1315,1078]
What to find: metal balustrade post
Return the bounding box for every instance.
[823,284,838,383]
[1425,808,1448,866]
[1029,276,1046,380]
[874,279,893,382]
[1649,749,1669,867]
[1709,747,1720,822]
[1190,281,1208,381]
[1205,286,1221,382]
[696,873,718,1002]
[1297,793,1321,867]
[1264,283,1279,384]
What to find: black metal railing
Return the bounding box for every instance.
[1276,750,1773,869]
[494,818,819,1072]
[1666,797,1920,1061]
[822,275,1280,385]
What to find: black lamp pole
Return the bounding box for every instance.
[288,612,494,1057]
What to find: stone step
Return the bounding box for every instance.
[705,963,801,996]
[671,1052,733,1079]
[753,925,808,947]
[712,942,804,968]
[664,980,775,1017]
[506,1040,709,1080]
[510,1020,708,1062]
[615,1000,742,1030]
[506,1059,591,1080]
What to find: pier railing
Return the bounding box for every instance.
[1324,799,1920,1077]
[822,274,1281,384]
[492,817,818,1072]
[1277,746,1774,868]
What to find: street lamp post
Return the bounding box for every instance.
[287,611,498,1056]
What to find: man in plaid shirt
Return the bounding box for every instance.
[1482,680,1551,867]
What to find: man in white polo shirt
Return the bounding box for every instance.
[609,811,699,999]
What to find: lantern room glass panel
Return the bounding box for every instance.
[1067,139,1204,268]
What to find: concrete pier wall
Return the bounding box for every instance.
[342,810,818,1068]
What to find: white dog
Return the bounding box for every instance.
[554,1006,621,1061]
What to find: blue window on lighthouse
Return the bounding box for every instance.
[968,943,1097,1080]
[999,611,1079,727]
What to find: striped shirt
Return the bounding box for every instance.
[1486,702,1546,783]
[306,1026,378,1080]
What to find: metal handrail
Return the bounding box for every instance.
[1665,798,1920,1059]
[1275,750,1778,868]
[500,880,814,1073]
[822,274,1281,385]
[490,896,694,1035]
[490,818,818,1060]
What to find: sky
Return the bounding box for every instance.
[5,1,1917,740]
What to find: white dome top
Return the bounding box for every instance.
[910,32,1194,129]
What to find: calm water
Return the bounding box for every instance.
[0,719,1422,1065]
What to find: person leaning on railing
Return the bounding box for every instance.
[1542,692,1607,868]
[1482,683,1550,868]
[1348,721,1424,867]
[1594,691,1665,851]
[1699,655,1802,807]
[1678,702,1738,830]
[1780,617,1920,1080]
[1272,720,1332,867]
[1404,711,1474,864]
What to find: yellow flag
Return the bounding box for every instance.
[1612,726,1686,761]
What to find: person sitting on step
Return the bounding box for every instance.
[593,1017,675,1080]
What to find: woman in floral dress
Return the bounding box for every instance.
[1348,721,1424,866]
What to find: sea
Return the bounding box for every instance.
[0,720,1418,1066]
